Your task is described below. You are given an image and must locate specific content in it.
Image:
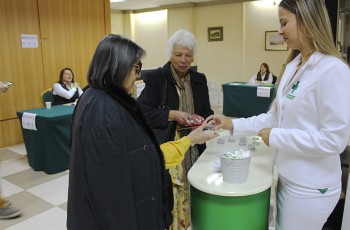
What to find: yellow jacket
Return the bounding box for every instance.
[160,136,191,169]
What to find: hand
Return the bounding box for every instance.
[0,83,9,93]
[72,82,79,89]
[187,119,219,145]
[189,114,204,126]
[258,128,271,146]
[169,110,195,126]
[205,115,233,131]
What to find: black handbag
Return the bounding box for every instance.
[152,67,177,144]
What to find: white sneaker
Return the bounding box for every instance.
[0,206,22,219]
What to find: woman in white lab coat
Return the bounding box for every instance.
[208,0,350,229]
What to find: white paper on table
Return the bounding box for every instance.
[257,86,271,98]
[22,112,37,130]
[213,159,222,172]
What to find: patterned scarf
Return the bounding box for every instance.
[170,65,199,183]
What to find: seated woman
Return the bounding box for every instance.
[248,63,273,84]
[52,67,83,105]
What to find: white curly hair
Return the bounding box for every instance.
[166,29,197,60]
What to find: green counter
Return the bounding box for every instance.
[191,187,270,230]
[222,82,276,118]
[188,133,275,230]
[17,105,74,174]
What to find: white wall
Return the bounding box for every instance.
[244,1,289,82]
[133,10,168,68]
[194,3,244,85]
[110,10,124,35]
[168,7,194,37]
[110,0,290,86]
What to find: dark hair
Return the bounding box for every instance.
[257,63,271,81]
[58,67,75,84]
[87,34,145,89]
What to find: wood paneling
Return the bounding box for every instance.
[41,0,108,89]
[0,119,23,147]
[0,0,45,148]
[0,0,45,119]
[0,0,110,148]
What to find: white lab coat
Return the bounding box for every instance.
[233,52,350,189]
[53,82,83,99]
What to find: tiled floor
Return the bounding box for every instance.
[0,143,277,230]
[0,144,68,230]
[0,105,225,230]
[1,103,344,229]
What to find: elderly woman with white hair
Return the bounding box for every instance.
[137,29,213,229]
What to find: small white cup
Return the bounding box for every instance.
[45,102,52,109]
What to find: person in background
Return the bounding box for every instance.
[207,0,350,229]
[52,67,83,105]
[137,29,213,230]
[0,83,22,219]
[67,34,218,230]
[248,62,273,84]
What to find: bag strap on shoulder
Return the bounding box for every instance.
[158,67,167,109]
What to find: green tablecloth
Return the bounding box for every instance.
[222,82,276,118]
[17,105,75,174]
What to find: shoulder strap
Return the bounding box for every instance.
[158,67,167,109]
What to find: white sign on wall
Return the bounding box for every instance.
[21,34,38,48]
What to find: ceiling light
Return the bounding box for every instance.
[254,0,280,7]
[110,0,126,3]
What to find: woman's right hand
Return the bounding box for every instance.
[0,84,9,93]
[72,82,79,89]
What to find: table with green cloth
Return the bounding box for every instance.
[17,105,75,174]
[222,82,277,118]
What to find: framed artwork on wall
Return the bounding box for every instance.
[208,27,223,42]
[265,31,288,51]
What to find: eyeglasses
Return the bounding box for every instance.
[133,62,142,75]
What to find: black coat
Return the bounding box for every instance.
[137,62,213,153]
[67,87,171,230]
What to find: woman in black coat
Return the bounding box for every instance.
[66,34,175,230]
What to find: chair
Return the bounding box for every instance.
[272,75,278,84]
[41,88,54,107]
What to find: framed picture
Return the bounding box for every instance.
[208,27,223,42]
[265,31,288,51]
